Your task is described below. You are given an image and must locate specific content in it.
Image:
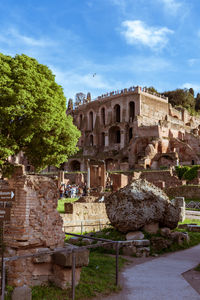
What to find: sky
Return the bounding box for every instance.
[0,0,200,101]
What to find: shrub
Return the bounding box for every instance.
[183,165,200,181]
[175,166,190,179]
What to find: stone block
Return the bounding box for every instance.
[143,223,159,234]
[122,245,137,256]
[51,264,81,289]
[11,285,32,300]
[126,231,144,240]
[132,240,150,247]
[188,225,200,232]
[32,248,52,263]
[160,227,171,238]
[64,203,73,214]
[136,247,150,257]
[53,249,89,267]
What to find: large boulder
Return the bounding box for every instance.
[105,179,180,233]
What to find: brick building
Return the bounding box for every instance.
[66,86,200,172]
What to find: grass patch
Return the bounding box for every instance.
[57,198,78,213]
[195,264,200,272]
[179,218,200,225]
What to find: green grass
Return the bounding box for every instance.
[195,264,200,272]
[179,218,200,225]
[28,250,127,300]
[57,198,78,213]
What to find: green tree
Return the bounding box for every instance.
[0,53,80,172]
[163,88,195,111]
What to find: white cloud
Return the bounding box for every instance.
[159,0,182,14]
[187,58,199,67]
[50,67,113,99]
[121,20,174,50]
[1,28,54,48]
[182,83,200,93]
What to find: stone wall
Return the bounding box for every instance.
[166,185,200,199]
[2,166,88,289]
[140,170,183,189]
[62,202,110,233]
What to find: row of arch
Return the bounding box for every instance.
[79,101,136,130]
[87,126,133,147]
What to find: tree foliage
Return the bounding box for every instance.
[0,53,80,171]
[163,88,195,111]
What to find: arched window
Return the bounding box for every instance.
[70,160,81,171]
[101,132,105,146]
[116,130,121,143]
[109,126,121,145]
[114,104,120,122]
[101,107,105,125]
[129,128,133,141]
[129,102,135,121]
[79,114,83,128]
[90,135,94,146]
[89,111,93,130]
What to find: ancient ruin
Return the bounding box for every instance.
[65,86,200,174]
[104,179,180,233]
[2,165,89,289]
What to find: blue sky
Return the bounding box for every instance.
[1,0,200,100]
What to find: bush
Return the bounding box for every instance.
[175,166,190,179]
[183,165,200,181]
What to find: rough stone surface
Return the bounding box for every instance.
[171,231,190,245]
[142,223,159,234]
[160,227,171,238]
[105,179,180,233]
[32,248,52,264]
[11,285,32,300]
[122,245,137,256]
[132,240,150,247]
[135,247,150,257]
[150,237,172,252]
[53,248,89,267]
[126,231,144,240]
[51,265,81,289]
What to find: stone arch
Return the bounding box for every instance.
[101,107,106,126]
[79,113,83,128]
[89,111,94,130]
[114,104,120,123]
[129,127,133,141]
[70,160,81,171]
[101,132,105,146]
[109,126,121,144]
[89,134,94,146]
[129,101,135,121]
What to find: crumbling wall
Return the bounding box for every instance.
[2,166,88,288]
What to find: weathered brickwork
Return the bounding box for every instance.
[1,166,88,289]
[66,86,200,173]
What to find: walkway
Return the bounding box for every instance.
[101,244,200,300]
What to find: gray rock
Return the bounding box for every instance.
[105,179,180,233]
[160,227,171,238]
[32,248,51,264]
[53,248,89,267]
[135,247,150,257]
[142,223,159,234]
[12,285,32,300]
[132,239,150,247]
[126,231,144,240]
[122,245,137,256]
